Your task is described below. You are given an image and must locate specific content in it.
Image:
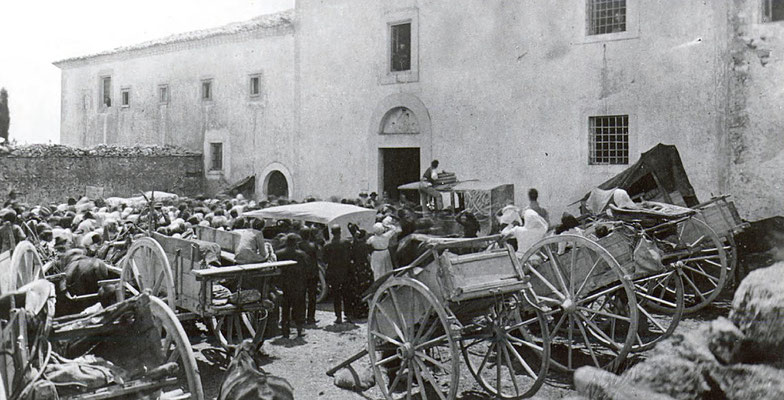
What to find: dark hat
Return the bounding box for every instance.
[286,233,302,245]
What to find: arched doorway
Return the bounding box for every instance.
[266,171,289,199]
[368,93,432,201]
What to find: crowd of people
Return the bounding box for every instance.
[0,183,562,341]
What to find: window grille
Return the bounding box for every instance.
[588,0,626,35]
[589,115,629,165]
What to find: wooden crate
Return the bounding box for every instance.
[696,199,744,237]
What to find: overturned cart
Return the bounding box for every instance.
[331,235,552,400]
[1,286,203,400]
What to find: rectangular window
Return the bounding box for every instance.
[158,84,169,104]
[101,76,112,107]
[763,0,784,22]
[588,0,627,35]
[202,79,213,101]
[210,142,223,171]
[589,115,629,165]
[390,23,411,72]
[249,74,261,98]
[121,88,130,108]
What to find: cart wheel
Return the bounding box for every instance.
[461,294,550,399]
[148,296,205,400]
[630,268,684,352]
[316,261,328,303]
[649,218,727,314]
[209,310,268,351]
[9,241,44,291]
[118,238,177,310]
[521,235,638,372]
[368,277,460,400]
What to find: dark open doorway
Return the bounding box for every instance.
[266,170,289,199]
[380,147,420,201]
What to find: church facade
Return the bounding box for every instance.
[55,1,784,220]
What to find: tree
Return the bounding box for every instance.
[0,88,9,143]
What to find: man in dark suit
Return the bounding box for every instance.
[275,234,311,338]
[322,225,352,324]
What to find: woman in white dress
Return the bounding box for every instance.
[501,209,549,259]
[367,222,398,279]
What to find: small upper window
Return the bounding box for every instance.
[589,115,629,165]
[202,79,213,101]
[158,84,169,104]
[390,23,411,72]
[588,0,627,35]
[249,74,261,98]
[763,0,784,22]
[120,88,130,108]
[101,76,112,108]
[210,142,223,171]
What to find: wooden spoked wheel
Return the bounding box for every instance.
[10,241,44,290]
[460,294,550,399]
[368,277,460,400]
[630,268,684,352]
[118,238,177,310]
[316,261,328,303]
[648,218,727,314]
[521,235,638,372]
[148,296,205,400]
[209,310,268,350]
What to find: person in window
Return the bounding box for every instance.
[419,159,443,210]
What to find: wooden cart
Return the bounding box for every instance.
[332,235,551,400]
[116,234,295,351]
[579,143,746,312]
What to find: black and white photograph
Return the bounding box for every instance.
[1,1,783,399]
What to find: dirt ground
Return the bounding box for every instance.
[183,284,742,400]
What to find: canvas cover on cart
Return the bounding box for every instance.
[579,143,699,207]
[244,201,376,238]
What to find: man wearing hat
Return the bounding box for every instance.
[275,233,310,338]
[322,224,352,324]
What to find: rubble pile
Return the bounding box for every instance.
[0,143,200,158]
[572,261,784,400]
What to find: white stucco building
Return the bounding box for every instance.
[54,1,784,220]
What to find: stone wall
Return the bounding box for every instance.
[726,0,784,220]
[0,154,203,204]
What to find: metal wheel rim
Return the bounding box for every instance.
[10,241,44,290]
[630,269,684,352]
[118,238,176,310]
[367,277,460,400]
[148,296,205,400]
[460,294,550,399]
[649,218,727,314]
[520,234,638,372]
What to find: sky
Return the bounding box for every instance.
[0,0,294,145]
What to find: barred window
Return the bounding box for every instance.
[588,0,626,35]
[390,23,411,72]
[589,115,629,165]
[762,0,784,22]
[210,142,223,171]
